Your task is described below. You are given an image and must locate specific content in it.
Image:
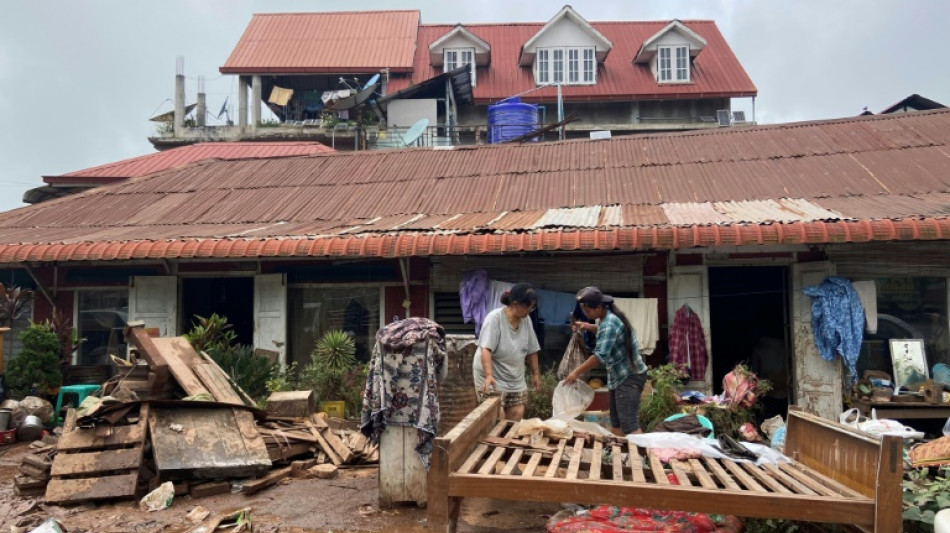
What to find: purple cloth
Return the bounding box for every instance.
[460,270,489,335]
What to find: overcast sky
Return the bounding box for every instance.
[1,1,948,213]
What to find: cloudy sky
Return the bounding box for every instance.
[1,1,947,213]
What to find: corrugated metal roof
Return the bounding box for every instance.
[389,20,756,102]
[1,109,950,263]
[46,142,333,185]
[220,11,420,74]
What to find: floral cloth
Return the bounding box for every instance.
[360,317,446,468]
[547,506,743,533]
[802,276,864,382]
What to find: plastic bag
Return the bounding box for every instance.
[140,481,175,512]
[552,380,594,421]
[557,332,590,381]
[14,396,54,424]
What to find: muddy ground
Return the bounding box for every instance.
[0,442,561,533]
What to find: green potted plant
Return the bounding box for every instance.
[6,322,63,398]
[303,329,356,417]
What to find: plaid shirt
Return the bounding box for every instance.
[668,304,708,381]
[594,311,646,390]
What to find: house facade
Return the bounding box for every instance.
[4,110,950,420]
[153,7,756,150]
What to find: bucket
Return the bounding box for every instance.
[319,400,346,419]
[0,408,10,431]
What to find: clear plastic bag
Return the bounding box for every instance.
[552,380,594,421]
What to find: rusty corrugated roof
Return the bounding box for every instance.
[45,142,334,185]
[220,11,420,74]
[1,110,950,263]
[388,20,756,102]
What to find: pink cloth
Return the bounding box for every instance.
[668,305,708,381]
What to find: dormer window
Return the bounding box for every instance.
[535,46,596,85]
[658,45,689,82]
[444,47,476,86]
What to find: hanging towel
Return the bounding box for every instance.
[612,298,659,355]
[535,288,576,326]
[459,270,489,335]
[851,280,878,334]
[668,304,708,381]
[802,277,864,382]
[487,280,514,312]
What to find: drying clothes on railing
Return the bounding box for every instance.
[802,276,864,382]
[459,270,489,335]
[360,317,447,469]
[668,304,708,381]
[613,297,659,355]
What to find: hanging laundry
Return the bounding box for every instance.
[851,280,878,334]
[802,277,864,382]
[360,318,447,469]
[459,270,489,335]
[487,280,514,312]
[268,86,294,106]
[668,304,708,381]
[612,298,659,355]
[535,288,576,326]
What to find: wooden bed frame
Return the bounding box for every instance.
[428,398,903,533]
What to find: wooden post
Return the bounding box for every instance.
[874,435,904,533]
[0,327,9,374]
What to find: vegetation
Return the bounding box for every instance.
[6,322,63,397]
[638,363,689,432]
[312,329,357,373]
[45,308,77,365]
[904,465,950,526]
[525,369,560,419]
[281,329,366,417]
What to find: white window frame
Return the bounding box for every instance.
[658,45,690,83]
[444,47,476,87]
[535,46,596,86]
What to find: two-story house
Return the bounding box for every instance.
[153,6,756,150]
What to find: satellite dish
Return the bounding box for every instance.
[325,81,380,111]
[402,118,429,147]
[363,73,380,90]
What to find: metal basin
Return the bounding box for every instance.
[17,415,44,442]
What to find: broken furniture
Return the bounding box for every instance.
[428,399,903,533]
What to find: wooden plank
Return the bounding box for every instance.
[51,446,143,477]
[741,462,791,494]
[762,463,817,495]
[241,466,293,495]
[191,480,231,498]
[703,457,741,491]
[648,451,669,485]
[611,443,623,481]
[589,440,603,481]
[544,439,568,478]
[267,442,312,462]
[199,350,257,406]
[688,458,718,489]
[457,420,508,474]
[266,391,315,417]
[150,337,210,397]
[501,448,524,476]
[477,423,519,475]
[781,461,864,498]
[233,409,271,464]
[45,472,139,504]
[124,325,170,389]
[628,443,646,483]
[307,424,342,465]
[565,438,585,480]
[18,464,49,481]
[58,424,146,451]
[440,396,503,472]
[379,425,427,506]
[520,436,549,478]
[193,362,243,405]
[310,416,353,463]
[669,460,693,486]
[21,455,52,472]
[723,459,766,492]
[873,435,905,533]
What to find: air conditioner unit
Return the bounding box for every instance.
[716,109,732,127]
[732,111,748,124]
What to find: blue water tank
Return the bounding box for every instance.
[487,97,540,144]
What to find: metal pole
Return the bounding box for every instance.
[557,83,564,141]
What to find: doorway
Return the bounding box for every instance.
[709,266,790,420]
[181,277,254,346]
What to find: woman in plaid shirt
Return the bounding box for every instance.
[564,286,648,436]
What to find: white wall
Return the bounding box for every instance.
[531,18,598,49]
[387,99,438,129]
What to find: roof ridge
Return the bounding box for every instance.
[254,10,419,17]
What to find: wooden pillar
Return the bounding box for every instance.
[0,327,9,374]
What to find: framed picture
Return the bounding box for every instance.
[889,339,928,391]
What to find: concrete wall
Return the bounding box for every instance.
[532,18,599,49]
[387,99,438,129]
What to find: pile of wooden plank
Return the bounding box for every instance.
[34,323,377,505]
[15,445,55,497]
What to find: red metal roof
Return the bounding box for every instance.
[220,11,420,74]
[2,109,950,263]
[388,20,756,102]
[44,142,333,185]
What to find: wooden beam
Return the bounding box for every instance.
[124,324,170,390]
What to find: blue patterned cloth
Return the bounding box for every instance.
[802,277,864,382]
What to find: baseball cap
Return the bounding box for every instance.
[576,286,613,306]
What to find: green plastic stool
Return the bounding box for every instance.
[54,384,101,425]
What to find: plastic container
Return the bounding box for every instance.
[0,408,11,431]
[0,429,16,445]
[487,97,539,144]
[319,400,346,419]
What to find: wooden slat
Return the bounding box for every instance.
[565,438,585,480]
[307,424,341,465]
[477,423,518,475]
[51,446,143,477]
[501,449,524,476]
[58,423,146,451]
[457,420,507,474]
[669,460,692,486]
[149,337,210,397]
[703,457,741,491]
[200,350,257,406]
[628,443,646,483]
[784,460,866,499]
[193,362,243,405]
[45,472,139,504]
[611,443,623,481]
[521,436,549,477]
[723,459,766,492]
[544,439,568,478]
[742,463,791,494]
[777,463,853,498]
[688,458,718,489]
[589,440,603,481]
[763,463,817,495]
[648,451,669,485]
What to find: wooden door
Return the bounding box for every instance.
[791,261,842,420]
[129,276,178,336]
[254,273,287,367]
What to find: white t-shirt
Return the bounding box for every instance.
[472,307,541,392]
